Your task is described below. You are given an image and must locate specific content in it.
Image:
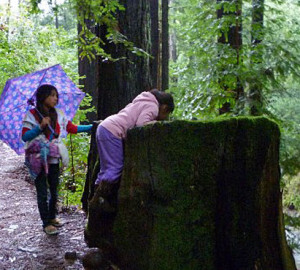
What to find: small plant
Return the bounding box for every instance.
[59,94,95,208]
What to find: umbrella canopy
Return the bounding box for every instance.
[0,64,86,155]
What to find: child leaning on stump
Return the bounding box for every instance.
[94,89,174,210]
[89,89,174,263]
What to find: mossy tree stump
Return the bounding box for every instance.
[85,117,296,270]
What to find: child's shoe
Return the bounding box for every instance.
[98,196,116,213]
[44,225,59,235]
[97,181,119,213]
[49,218,64,227]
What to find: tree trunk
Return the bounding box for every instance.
[249,0,264,116]
[96,1,153,120]
[86,117,295,269]
[54,0,59,29]
[161,0,169,91]
[169,30,177,62]
[81,0,161,211]
[6,0,11,40]
[78,20,99,122]
[217,0,243,114]
[150,0,159,89]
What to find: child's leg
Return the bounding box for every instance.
[88,126,123,261]
[47,164,60,220]
[95,126,124,185]
[34,170,50,228]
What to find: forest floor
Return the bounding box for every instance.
[0,142,88,270]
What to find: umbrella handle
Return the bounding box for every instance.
[46,124,59,138]
[35,108,59,138]
[45,123,59,139]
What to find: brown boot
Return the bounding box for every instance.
[86,180,121,265]
[95,181,120,213]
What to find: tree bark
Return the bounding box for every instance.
[217,0,243,114]
[84,117,296,270]
[249,0,264,116]
[96,1,153,120]
[161,0,169,91]
[54,0,59,29]
[81,0,161,212]
[169,30,177,62]
[150,0,159,89]
[78,20,99,122]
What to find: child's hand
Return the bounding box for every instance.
[40,117,51,129]
[93,120,103,125]
[145,120,157,125]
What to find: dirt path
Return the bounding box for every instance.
[0,142,88,270]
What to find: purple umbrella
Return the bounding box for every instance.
[0,64,86,154]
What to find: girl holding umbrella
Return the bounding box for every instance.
[22,84,92,235]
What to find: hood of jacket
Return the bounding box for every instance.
[132,91,158,105]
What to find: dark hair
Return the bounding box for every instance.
[149,89,175,112]
[35,84,59,135]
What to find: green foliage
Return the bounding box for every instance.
[169,0,300,177]
[283,174,300,209]
[28,0,149,62]
[169,0,240,119]
[75,0,123,61]
[60,132,91,206]
[60,94,95,207]
[170,0,300,115]
[38,1,77,31]
[269,84,300,176]
[0,3,78,95]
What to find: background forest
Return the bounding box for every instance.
[0,0,299,234]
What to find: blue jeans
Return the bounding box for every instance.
[34,164,60,228]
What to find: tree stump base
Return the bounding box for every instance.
[85,117,296,270]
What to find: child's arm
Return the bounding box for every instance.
[144,120,157,125]
[66,121,92,134]
[136,104,159,126]
[22,113,51,142]
[22,125,42,142]
[77,125,93,133]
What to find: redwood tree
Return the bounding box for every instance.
[161,0,169,91]
[249,0,264,115]
[80,0,168,212]
[217,0,243,114]
[78,20,99,122]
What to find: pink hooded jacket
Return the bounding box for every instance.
[100,91,159,139]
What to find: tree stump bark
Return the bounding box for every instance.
[85,117,296,270]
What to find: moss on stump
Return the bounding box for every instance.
[85,117,296,270]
